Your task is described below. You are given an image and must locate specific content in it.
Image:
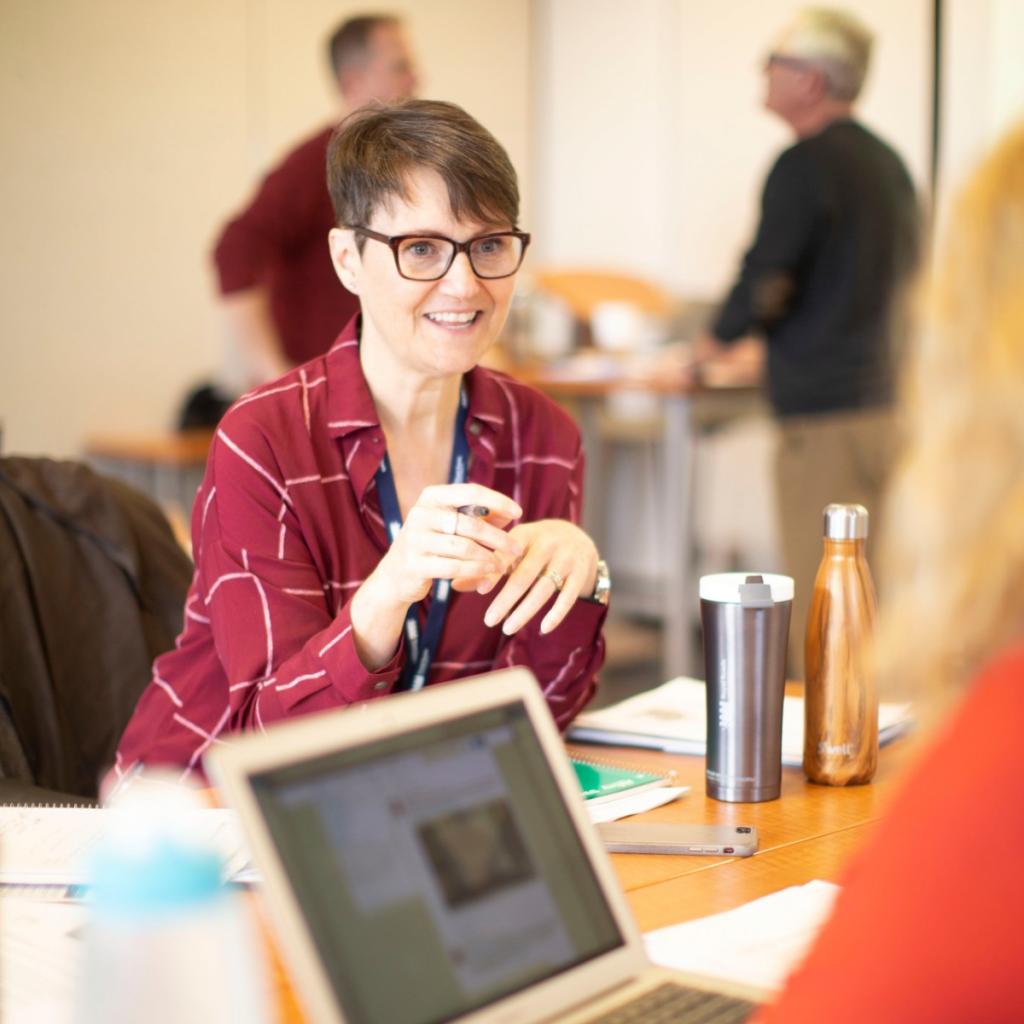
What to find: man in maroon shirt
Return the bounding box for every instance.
[213,15,417,384]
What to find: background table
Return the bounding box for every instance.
[85,429,213,547]
[514,357,765,680]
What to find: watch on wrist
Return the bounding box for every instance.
[589,558,611,606]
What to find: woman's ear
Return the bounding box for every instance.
[328,228,361,294]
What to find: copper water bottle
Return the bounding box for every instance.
[803,504,879,785]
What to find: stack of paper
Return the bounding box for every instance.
[585,787,689,824]
[569,755,688,822]
[569,677,913,766]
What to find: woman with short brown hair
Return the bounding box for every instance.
[116,101,607,776]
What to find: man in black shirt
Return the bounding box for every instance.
[699,8,919,674]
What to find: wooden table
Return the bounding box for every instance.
[513,357,765,679]
[567,736,919,932]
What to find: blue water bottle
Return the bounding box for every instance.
[78,780,269,1024]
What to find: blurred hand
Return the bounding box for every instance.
[374,484,523,608]
[692,330,726,364]
[480,519,599,636]
[649,340,698,385]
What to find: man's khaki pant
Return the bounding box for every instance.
[776,405,898,679]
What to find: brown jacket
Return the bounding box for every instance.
[0,457,191,800]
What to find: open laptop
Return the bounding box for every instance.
[206,668,768,1024]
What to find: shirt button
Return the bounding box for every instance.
[469,420,482,436]
[372,435,382,444]
[373,681,389,692]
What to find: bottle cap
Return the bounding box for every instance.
[823,503,869,540]
[88,774,227,918]
[90,837,225,917]
[699,572,794,604]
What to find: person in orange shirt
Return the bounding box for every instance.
[755,122,1024,1022]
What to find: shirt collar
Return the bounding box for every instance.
[324,316,381,441]
[322,315,512,498]
[463,364,508,436]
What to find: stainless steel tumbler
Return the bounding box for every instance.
[700,572,793,802]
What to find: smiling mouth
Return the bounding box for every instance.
[425,311,481,329]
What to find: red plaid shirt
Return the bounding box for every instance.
[116,318,606,779]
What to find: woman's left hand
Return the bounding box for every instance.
[479,519,599,636]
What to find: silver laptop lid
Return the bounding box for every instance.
[207,668,648,1024]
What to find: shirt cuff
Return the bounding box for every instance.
[561,594,609,633]
[274,611,406,712]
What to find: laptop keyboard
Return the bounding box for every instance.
[583,981,755,1024]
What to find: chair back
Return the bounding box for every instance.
[533,269,675,321]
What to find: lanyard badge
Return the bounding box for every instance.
[373,388,471,692]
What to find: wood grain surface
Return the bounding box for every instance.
[567,735,921,930]
[269,737,919,1021]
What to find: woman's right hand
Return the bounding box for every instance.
[350,484,523,671]
[372,483,524,608]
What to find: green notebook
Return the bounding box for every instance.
[570,757,675,805]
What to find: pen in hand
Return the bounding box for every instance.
[454,504,517,592]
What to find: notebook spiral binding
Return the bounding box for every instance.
[569,753,678,786]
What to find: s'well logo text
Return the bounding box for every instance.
[818,740,856,757]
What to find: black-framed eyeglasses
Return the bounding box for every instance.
[351,226,531,281]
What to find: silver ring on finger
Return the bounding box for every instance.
[444,510,460,536]
[544,568,566,592]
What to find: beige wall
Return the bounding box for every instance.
[0,0,531,457]
[533,0,932,298]
[940,0,1024,211]
[532,0,685,289]
[4,2,1022,459]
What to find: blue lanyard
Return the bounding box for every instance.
[374,387,471,692]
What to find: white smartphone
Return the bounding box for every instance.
[596,822,758,857]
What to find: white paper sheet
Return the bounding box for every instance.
[644,880,840,993]
[0,898,85,1024]
[571,677,912,765]
[585,786,689,823]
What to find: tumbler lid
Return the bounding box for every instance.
[823,503,869,540]
[699,572,794,604]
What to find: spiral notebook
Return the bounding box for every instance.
[570,756,676,805]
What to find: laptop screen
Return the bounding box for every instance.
[250,700,624,1024]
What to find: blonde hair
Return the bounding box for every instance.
[776,8,873,101]
[878,122,1024,703]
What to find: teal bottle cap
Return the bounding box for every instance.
[89,774,228,918]
[89,835,225,917]
[89,836,225,917]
